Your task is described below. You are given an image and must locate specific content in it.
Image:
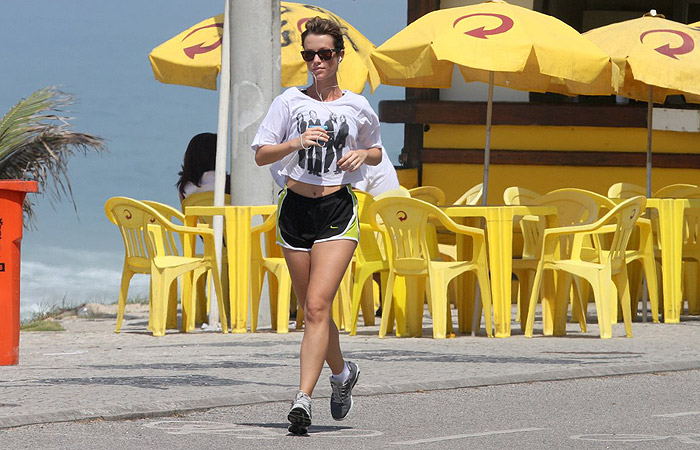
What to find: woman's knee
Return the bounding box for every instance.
[303,295,332,324]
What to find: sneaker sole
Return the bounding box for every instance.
[287,407,311,428]
[332,368,360,421]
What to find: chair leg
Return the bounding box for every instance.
[275,270,293,333]
[150,267,174,337]
[379,273,396,338]
[209,262,228,334]
[249,264,265,332]
[116,266,134,333]
[349,269,368,336]
[476,265,493,338]
[360,278,376,327]
[405,277,425,337]
[613,272,633,338]
[428,276,447,339]
[525,264,546,338]
[592,270,614,339]
[553,272,573,337]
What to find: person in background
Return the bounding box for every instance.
[352,147,399,195]
[252,17,382,435]
[175,132,230,202]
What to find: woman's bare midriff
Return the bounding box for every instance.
[286,178,344,198]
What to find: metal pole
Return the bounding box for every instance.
[641,85,654,322]
[482,71,495,207]
[207,0,233,329]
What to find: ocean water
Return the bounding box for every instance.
[1,0,406,319]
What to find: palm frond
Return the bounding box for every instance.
[0,87,106,227]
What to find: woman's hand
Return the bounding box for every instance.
[300,126,328,149]
[337,149,368,172]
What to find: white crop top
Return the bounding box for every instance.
[251,87,382,186]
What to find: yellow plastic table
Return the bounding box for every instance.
[185,204,277,333]
[645,198,700,323]
[441,205,558,338]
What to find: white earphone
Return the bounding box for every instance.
[338,56,343,62]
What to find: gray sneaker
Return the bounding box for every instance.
[287,391,311,435]
[329,361,360,421]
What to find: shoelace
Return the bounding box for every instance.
[331,379,349,401]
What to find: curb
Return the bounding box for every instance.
[2,360,699,430]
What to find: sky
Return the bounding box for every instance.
[0,0,406,317]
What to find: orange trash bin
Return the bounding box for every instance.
[0,180,38,365]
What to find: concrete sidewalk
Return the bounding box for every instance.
[2,304,700,429]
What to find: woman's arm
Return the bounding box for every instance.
[255,127,329,166]
[337,146,382,172]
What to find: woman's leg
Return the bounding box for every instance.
[284,239,356,396]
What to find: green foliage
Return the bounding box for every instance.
[0,86,106,227]
[20,320,65,332]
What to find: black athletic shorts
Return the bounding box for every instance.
[276,185,359,251]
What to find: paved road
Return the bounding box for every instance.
[4,370,700,449]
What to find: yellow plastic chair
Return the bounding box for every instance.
[654,183,699,198]
[147,216,227,337]
[143,200,185,225]
[548,188,659,324]
[249,213,298,333]
[375,186,411,200]
[607,182,645,199]
[347,190,387,335]
[503,186,541,206]
[525,196,646,339]
[105,197,227,336]
[367,197,492,339]
[454,183,484,206]
[408,186,446,205]
[505,189,599,329]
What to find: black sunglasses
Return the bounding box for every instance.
[300,48,341,62]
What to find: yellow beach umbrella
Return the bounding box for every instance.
[148,2,379,93]
[585,12,700,195]
[371,0,618,204]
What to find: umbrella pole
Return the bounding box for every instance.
[640,85,654,323]
[472,71,495,336]
[482,71,494,207]
[208,0,233,330]
[646,85,653,198]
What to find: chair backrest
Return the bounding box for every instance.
[353,189,388,263]
[367,197,433,275]
[503,186,541,205]
[453,183,483,206]
[408,186,446,205]
[608,182,645,199]
[517,190,600,258]
[654,183,700,199]
[547,188,615,218]
[534,190,599,227]
[105,197,181,269]
[181,191,232,226]
[142,200,185,225]
[599,196,646,272]
[374,186,411,200]
[367,196,483,275]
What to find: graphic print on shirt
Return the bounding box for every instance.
[297,109,347,178]
[295,113,308,169]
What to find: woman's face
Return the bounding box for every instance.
[303,34,342,83]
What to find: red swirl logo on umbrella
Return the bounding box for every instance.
[182,23,224,59]
[640,29,694,59]
[453,13,514,39]
[397,210,408,222]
